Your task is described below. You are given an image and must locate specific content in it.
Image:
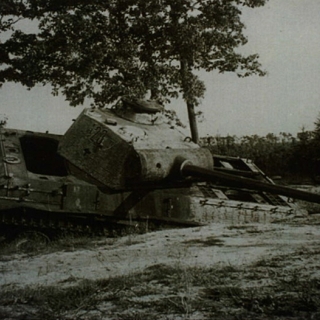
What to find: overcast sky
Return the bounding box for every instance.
[1,0,320,137]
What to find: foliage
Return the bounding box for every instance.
[0,0,267,111]
[310,114,320,160]
[202,128,320,182]
[0,114,7,127]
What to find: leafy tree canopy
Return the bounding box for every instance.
[0,0,267,109]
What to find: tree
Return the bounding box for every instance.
[313,114,320,141]
[309,114,320,179]
[0,0,267,142]
[0,114,7,127]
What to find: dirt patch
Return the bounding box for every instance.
[1,215,320,319]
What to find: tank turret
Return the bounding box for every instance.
[58,99,213,190]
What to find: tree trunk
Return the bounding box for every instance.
[180,60,199,144]
[186,101,199,143]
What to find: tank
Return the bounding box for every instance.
[1,98,320,241]
[58,98,320,221]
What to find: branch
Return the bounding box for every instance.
[0,16,24,32]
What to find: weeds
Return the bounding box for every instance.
[0,233,117,257]
[3,258,319,319]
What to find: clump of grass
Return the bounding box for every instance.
[253,256,283,268]
[0,232,117,258]
[0,280,101,318]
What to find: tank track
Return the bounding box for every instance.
[0,207,199,242]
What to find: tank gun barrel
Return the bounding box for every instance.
[178,159,320,204]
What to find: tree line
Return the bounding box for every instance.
[201,120,320,183]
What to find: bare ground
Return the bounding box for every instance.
[1,213,320,319]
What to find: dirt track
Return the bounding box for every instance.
[1,218,320,288]
[1,214,320,319]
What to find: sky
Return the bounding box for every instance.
[1,0,320,137]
